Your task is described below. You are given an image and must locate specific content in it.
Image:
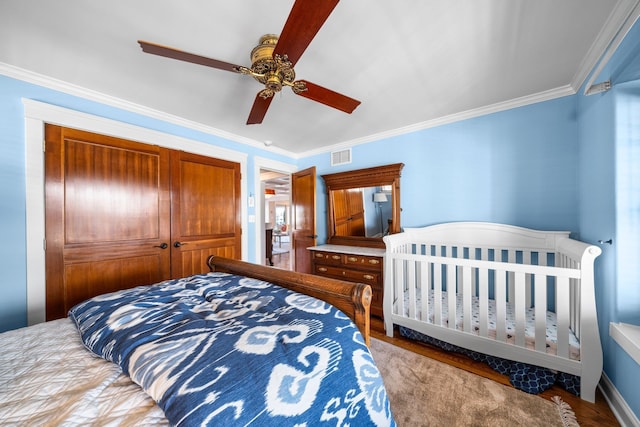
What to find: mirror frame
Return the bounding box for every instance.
[322,163,404,248]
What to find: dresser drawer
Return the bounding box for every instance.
[343,254,382,268]
[314,264,380,284]
[312,251,344,265]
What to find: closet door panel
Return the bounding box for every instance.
[176,238,238,277]
[170,151,241,278]
[63,254,163,308]
[45,125,171,320]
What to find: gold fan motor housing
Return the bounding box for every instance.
[249,34,295,92]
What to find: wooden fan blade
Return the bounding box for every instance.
[295,81,361,114]
[138,40,242,72]
[247,94,274,125]
[273,0,340,66]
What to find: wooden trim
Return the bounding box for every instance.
[207,256,371,346]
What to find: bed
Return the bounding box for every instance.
[383,222,603,402]
[0,256,395,426]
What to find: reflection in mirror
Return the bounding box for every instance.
[331,186,392,238]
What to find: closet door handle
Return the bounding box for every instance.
[174,241,187,248]
[154,243,168,249]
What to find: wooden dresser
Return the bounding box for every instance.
[308,245,385,318]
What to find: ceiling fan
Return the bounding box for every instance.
[138,0,360,125]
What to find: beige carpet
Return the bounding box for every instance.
[369,338,578,427]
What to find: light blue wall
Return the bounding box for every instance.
[577,17,640,418]
[301,96,580,244]
[0,75,296,332]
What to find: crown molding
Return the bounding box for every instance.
[581,0,640,93]
[0,62,296,159]
[571,0,640,91]
[299,85,576,158]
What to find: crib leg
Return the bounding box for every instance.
[384,318,394,337]
[580,374,600,403]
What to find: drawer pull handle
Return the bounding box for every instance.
[331,255,341,260]
[368,259,380,264]
[347,257,358,262]
[315,253,324,258]
[363,274,374,280]
[318,267,328,272]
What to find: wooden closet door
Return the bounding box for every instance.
[332,188,365,236]
[345,188,365,236]
[45,125,171,320]
[170,151,241,278]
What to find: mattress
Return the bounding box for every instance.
[0,318,167,425]
[399,290,581,360]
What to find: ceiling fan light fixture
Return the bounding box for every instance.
[137,1,359,125]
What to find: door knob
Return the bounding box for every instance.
[174,241,187,248]
[154,243,168,249]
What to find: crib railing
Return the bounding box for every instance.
[387,247,582,358]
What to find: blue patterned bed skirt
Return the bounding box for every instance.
[399,326,580,396]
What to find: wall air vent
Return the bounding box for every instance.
[331,148,352,166]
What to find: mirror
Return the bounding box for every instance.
[330,186,392,238]
[322,163,404,248]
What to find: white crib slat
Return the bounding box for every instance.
[534,273,547,353]
[496,270,507,342]
[524,251,532,308]
[462,266,472,332]
[407,260,417,319]
[556,276,570,359]
[478,268,489,337]
[507,250,516,304]
[514,272,526,347]
[470,248,477,297]
[447,263,457,329]
[420,260,429,322]
[433,261,443,326]
[394,258,405,317]
[570,258,581,340]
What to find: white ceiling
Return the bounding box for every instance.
[1,1,637,155]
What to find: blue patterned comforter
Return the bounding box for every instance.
[69,272,395,426]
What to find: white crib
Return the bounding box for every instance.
[383,222,603,402]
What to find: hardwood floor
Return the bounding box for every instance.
[370,317,619,427]
[271,246,291,270]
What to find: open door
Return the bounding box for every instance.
[291,166,317,273]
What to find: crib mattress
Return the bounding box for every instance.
[399,291,580,360]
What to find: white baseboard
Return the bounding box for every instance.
[600,373,640,427]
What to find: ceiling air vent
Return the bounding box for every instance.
[331,148,352,166]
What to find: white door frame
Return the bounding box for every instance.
[253,156,297,266]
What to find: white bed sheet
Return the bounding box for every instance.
[400,290,581,360]
[0,318,167,426]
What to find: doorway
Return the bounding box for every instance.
[261,169,292,270]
